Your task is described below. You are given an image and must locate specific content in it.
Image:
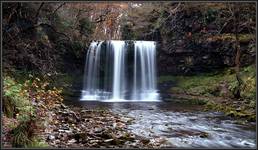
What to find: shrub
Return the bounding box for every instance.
[3,73,63,148]
[3,76,35,120]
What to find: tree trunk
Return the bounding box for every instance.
[233,4,241,99]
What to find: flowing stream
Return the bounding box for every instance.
[76,101,256,148]
[81,40,159,102]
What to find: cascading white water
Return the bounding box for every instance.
[81,41,104,100]
[81,40,159,102]
[132,41,158,101]
[112,41,126,100]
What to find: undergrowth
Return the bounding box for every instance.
[159,65,256,101]
[3,71,64,148]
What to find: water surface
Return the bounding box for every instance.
[65,100,256,148]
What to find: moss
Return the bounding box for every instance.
[158,76,177,83]
[160,65,255,102]
[239,65,256,101]
[170,87,185,94]
[27,137,49,148]
[160,65,256,121]
[207,34,254,43]
[189,99,208,105]
[172,97,208,105]
[204,101,256,121]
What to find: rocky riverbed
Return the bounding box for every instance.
[80,102,256,148]
[40,103,163,148]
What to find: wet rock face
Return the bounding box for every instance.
[157,39,254,75]
[151,5,255,75]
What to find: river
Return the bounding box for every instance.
[65,100,256,148]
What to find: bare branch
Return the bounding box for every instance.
[35,2,45,23]
[52,2,65,15]
[6,23,70,43]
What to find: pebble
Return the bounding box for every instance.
[65,130,73,134]
[42,103,154,148]
[104,139,114,143]
[68,139,76,144]
[94,128,103,133]
[58,129,65,132]
[48,135,55,140]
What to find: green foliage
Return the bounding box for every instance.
[51,13,71,33]
[3,72,64,147]
[158,76,177,83]
[3,76,35,121]
[69,41,85,58]
[121,23,136,40]
[173,98,208,105]
[228,80,239,95]
[205,101,256,121]
[203,8,218,25]
[240,65,256,101]
[160,65,256,120]
[79,18,95,36]
[27,137,49,148]
[12,122,31,147]
[11,117,43,148]
[160,65,256,101]
[160,72,234,97]
[7,121,18,130]
[48,73,79,97]
[207,34,255,43]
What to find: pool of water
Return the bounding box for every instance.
[65,100,256,148]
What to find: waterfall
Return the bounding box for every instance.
[81,40,159,102]
[112,41,126,100]
[132,41,158,100]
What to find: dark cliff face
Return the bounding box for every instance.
[159,3,255,75]
[157,35,255,75]
[120,2,256,75]
[157,4,255,75]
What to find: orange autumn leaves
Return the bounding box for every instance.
[4,75,64,114]
[24,76,63,109]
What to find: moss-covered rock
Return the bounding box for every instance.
[159,65,256,121]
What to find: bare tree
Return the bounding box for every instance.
[232,3,242,99]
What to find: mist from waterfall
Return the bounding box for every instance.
[81,40,159,102]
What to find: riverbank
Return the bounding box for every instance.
[158,65,256,122]
[3,100,166,148]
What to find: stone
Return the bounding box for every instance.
[68,139,76,144]
[94,127,103,133]
[65,130,73,134]
[236,107,242,112]
[61,103,67,109]
[104,139,114,143]
[48,135,55,140]
[89,140,100,144]
[120,117,132,123]
[199,132,209,138]
[58,129,65,132]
